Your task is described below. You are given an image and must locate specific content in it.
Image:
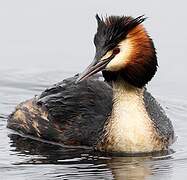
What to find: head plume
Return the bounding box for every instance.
[94,14,146,52]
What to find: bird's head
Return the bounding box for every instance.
[77,14,158,88]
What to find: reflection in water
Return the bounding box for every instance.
[9,133,173,180]
[107,157,151,180]
[106,151,173,180]
[9,134,93,165]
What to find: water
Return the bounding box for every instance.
[0,69,186,180]
[1,0,187,179]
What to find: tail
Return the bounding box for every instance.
[7,98,50,138]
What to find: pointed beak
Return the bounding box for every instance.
[76,54,115,83]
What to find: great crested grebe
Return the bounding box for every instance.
[7,15,175,153]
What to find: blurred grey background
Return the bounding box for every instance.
[0,0,186,83]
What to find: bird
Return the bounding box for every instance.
[7,14,175,153]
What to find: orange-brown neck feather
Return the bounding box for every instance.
[103,25,157,88]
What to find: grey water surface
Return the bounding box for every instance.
[0,0,187,180]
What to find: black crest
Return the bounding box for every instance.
[94,14,146,52]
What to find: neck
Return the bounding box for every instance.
[97,78,163,153]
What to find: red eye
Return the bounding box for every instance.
[113,47,120,55]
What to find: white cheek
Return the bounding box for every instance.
[105,53,126,71]
[105,39,132,71]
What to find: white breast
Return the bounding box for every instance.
[104,82,162,153]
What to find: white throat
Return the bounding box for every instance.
[99,79,162,153]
